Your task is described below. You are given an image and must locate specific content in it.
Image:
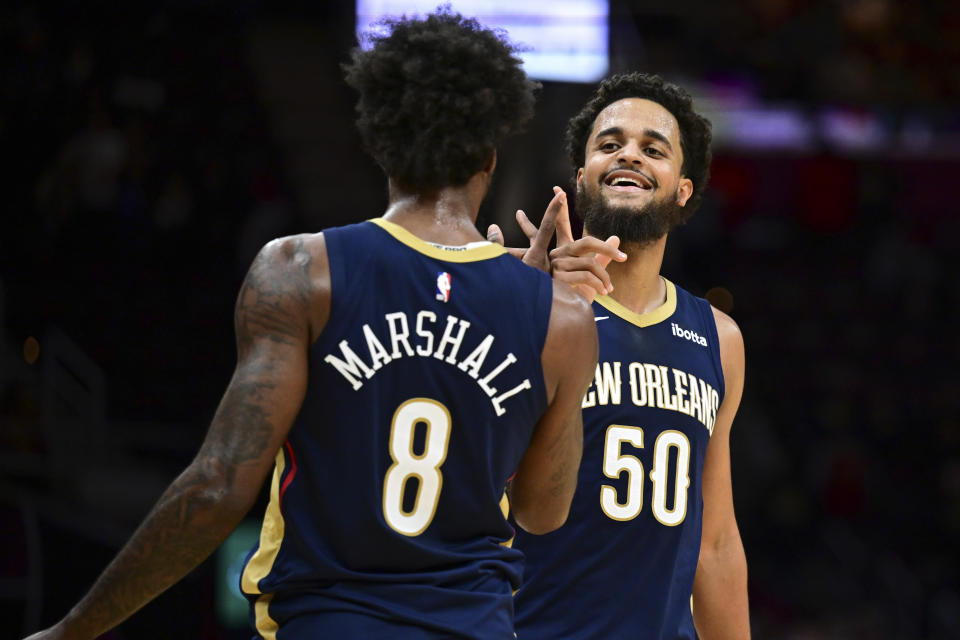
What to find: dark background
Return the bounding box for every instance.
[2,1,958,638]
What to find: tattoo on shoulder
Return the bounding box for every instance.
[236,237,314,353]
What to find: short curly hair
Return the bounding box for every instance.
[343,10,538,192]
[566,73,713,213]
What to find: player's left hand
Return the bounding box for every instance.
[549,235,625,303]
[487,186,568,273]
[487,186,626,301]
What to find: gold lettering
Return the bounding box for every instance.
[672,369,690,415]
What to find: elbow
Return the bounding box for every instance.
[521,516,568,536]
[176,460,256,524]
[698,529,747,572]
[512,502,571,535]
[507,460,579,535]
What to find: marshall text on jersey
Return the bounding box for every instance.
[241,219,553,639]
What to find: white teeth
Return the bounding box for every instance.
[611,177,639,187]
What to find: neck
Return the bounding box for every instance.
[597,231,669,315]
[381,176,488,245]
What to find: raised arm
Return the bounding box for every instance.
[692,307,750,639]
[508,281,597,534]
[26,235,329,640]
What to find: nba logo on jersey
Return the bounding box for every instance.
[436,271,452,302]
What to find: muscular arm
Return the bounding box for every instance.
[509,281,597,535]
[692,308,750,639]
[28,235,329,640]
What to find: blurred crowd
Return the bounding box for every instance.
[616,0,960,110]
[1,2,296,421]
[680,153,960,637]
[1,1,958,638]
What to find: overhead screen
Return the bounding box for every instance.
[355,1,609,83]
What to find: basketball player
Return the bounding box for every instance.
[491,73,750,638]
[24,12,598,640]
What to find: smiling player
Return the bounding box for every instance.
[509,73,751,640]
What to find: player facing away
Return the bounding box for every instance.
[23,11,598,640]
[503,73,750,639]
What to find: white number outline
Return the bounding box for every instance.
[649,430,691,526]
[600,425,645,521]
[382,398,452,536]
[600,425,692,527]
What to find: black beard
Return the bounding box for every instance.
[576,183,687,246]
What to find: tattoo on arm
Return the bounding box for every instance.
[199,379,276,484]
[236,237,314,353]
[64,238,316,637]
[546,413,581,497]
[73,374,283,633]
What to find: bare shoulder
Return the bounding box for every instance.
[255,232,328,278]
[710,306,744,351]
[710,305,744,390]
[238,233,331,349]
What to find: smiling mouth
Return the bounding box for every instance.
[603,171,654,192]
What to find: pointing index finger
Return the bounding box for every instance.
[552,186,575,248]
[529,189,564,257]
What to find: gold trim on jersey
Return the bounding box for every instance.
[499,492,514,549]
[595,278,677,328]
[500,491,518,598]
[370,218,507,262]
[239,449,286,639]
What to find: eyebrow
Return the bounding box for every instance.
[594,126,674,151]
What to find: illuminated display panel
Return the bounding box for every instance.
[356,1,609,83]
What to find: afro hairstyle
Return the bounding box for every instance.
[566,72,713,214]
[343,10,539,192]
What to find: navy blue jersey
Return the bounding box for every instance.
[240,218,553,639]
[513,280,724,640]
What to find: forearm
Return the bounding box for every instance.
[692,536,750,640]
[58,459,252,639]
[511,410,582,534]
[35,238,314,640]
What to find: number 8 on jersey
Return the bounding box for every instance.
[383,398,452,536]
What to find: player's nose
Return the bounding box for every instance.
[615,141,645,165]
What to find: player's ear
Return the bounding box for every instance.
[484,150,497,176]
[576,167,584,187]
[676,177,693,207]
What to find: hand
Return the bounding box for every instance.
[549,235,625,303]
[486,186,569,273]
[487,186,626,301]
